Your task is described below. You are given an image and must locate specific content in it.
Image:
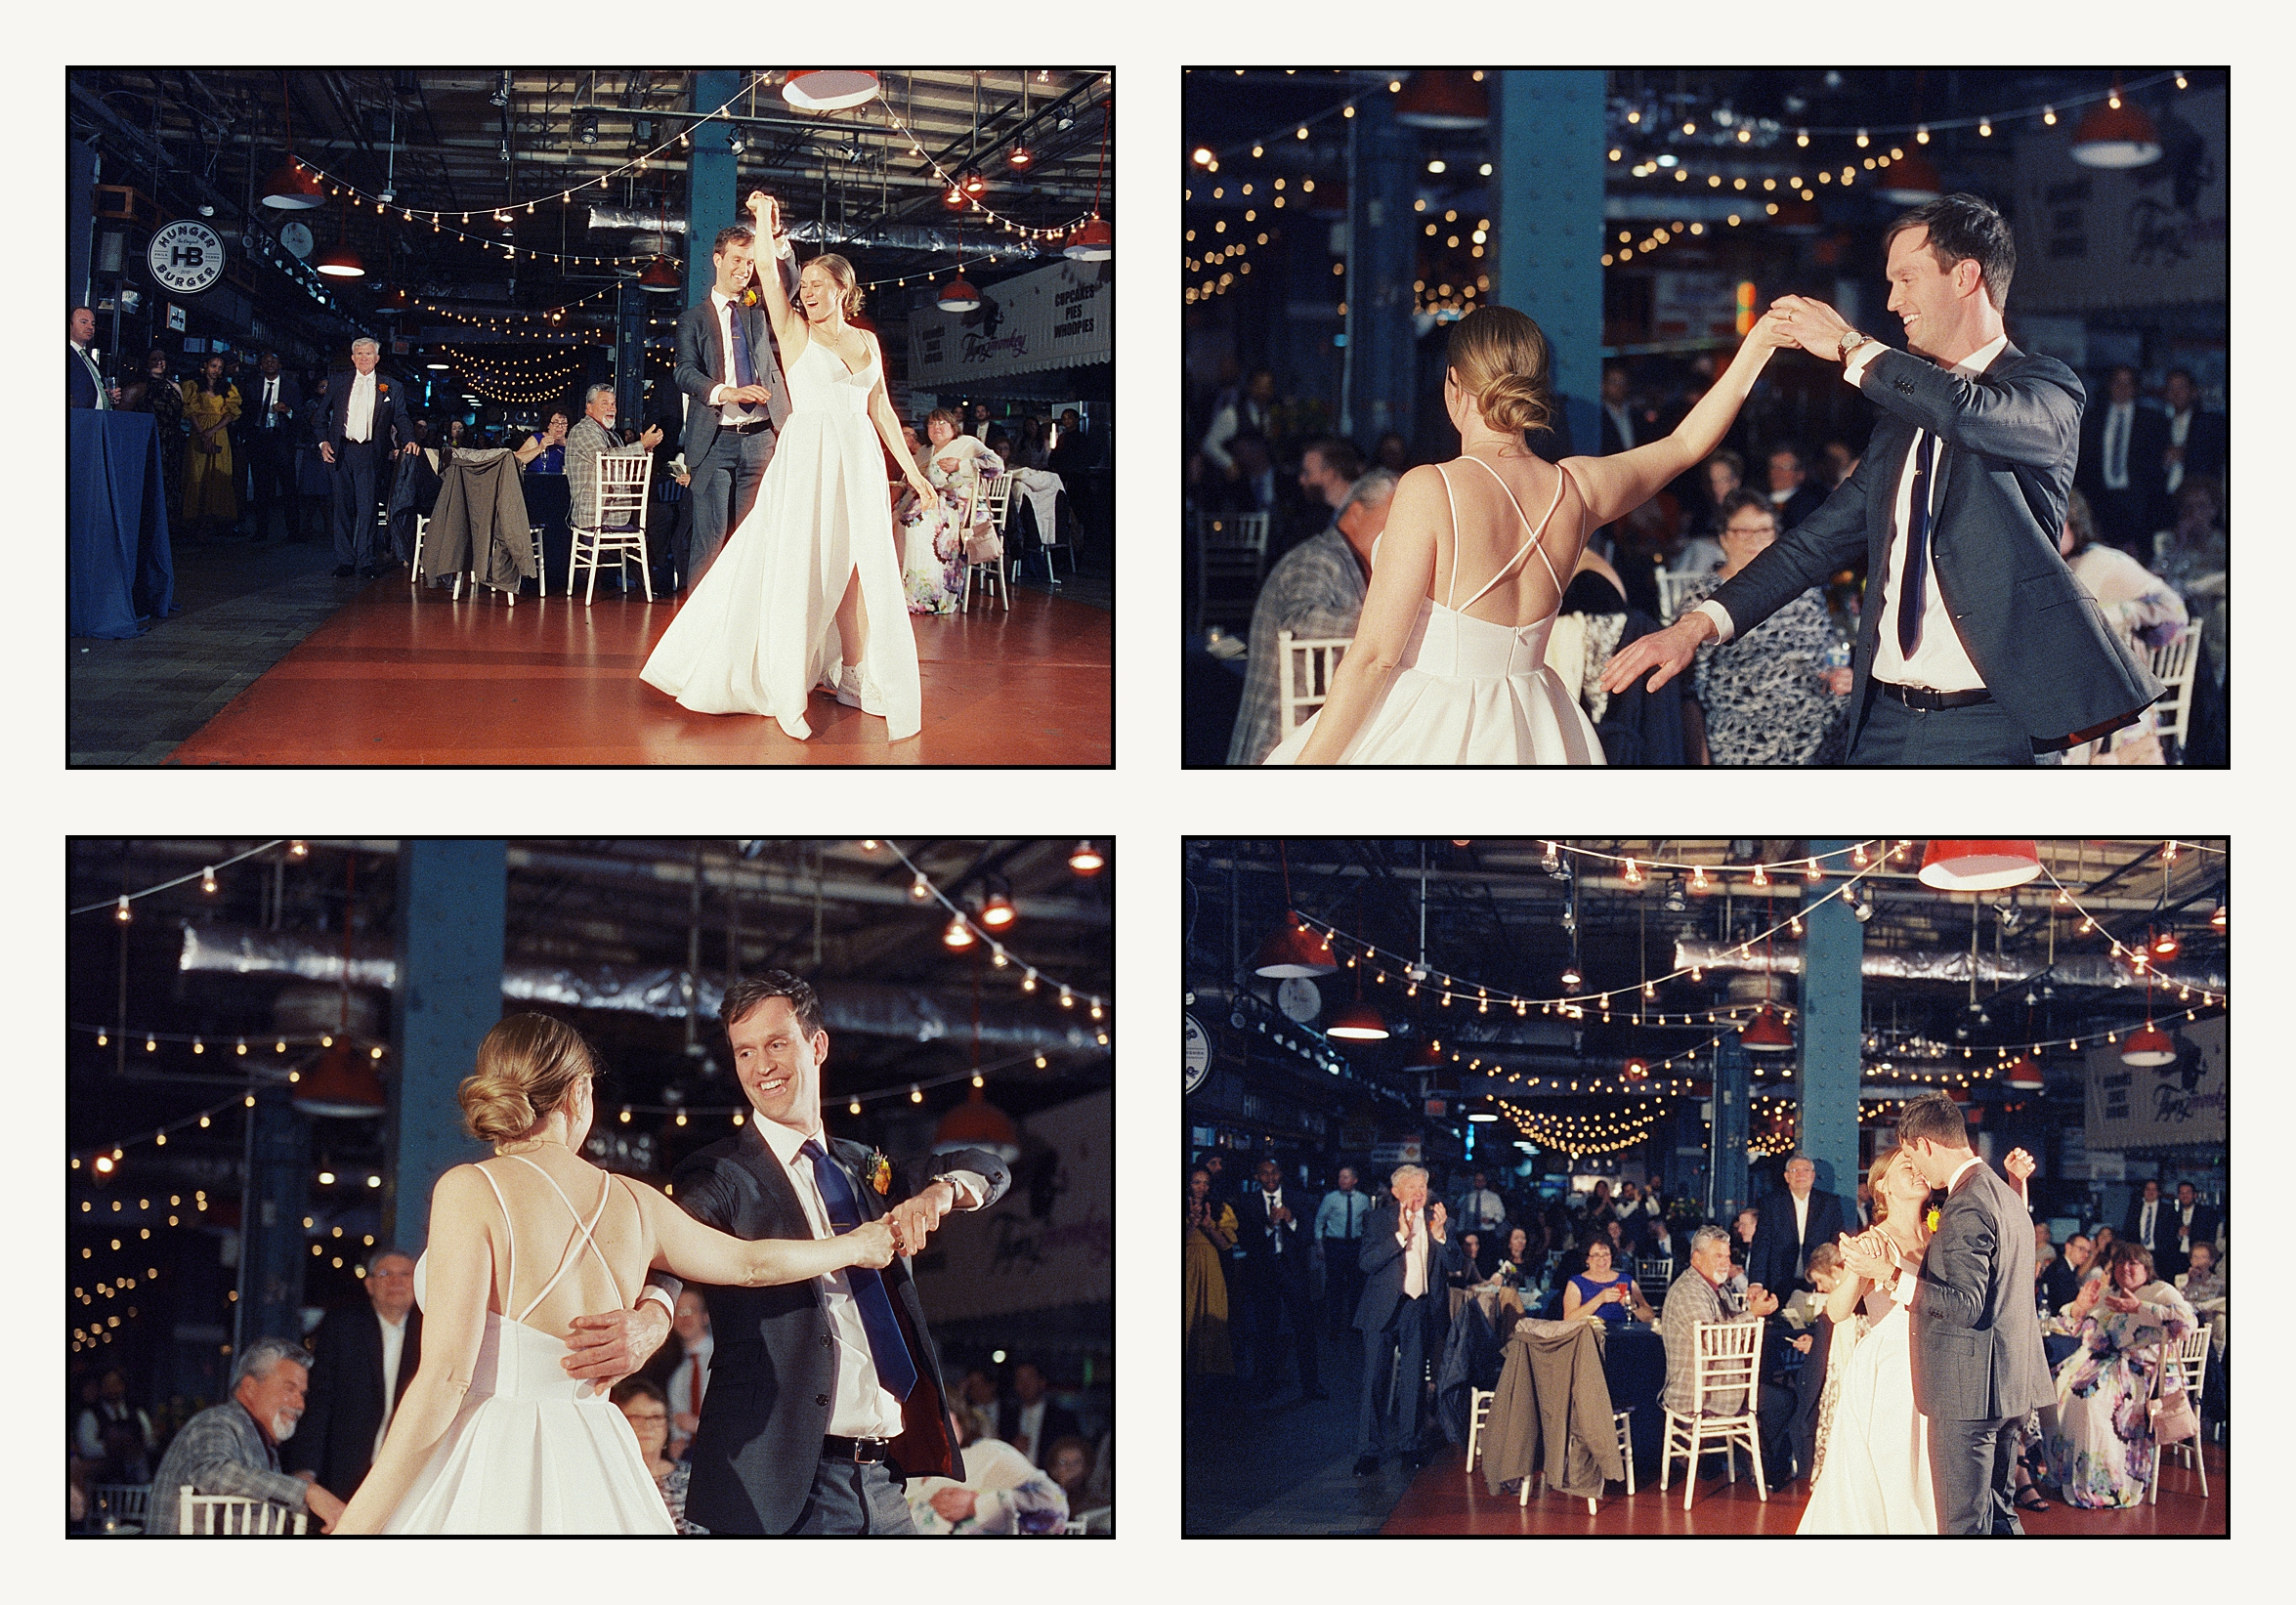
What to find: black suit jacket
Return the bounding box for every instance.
[2122,1196,2176,1254]
[2169,410,2228,487]
[2038,1256,2085,1316]
[291,1304,420,1497]
[1236,1188,1311,1287]
[2075,400,2167,505]
[673,250,802,464]
[1749,1188,1847,1294]
[322,369,415,456]
[660,1127,1010,1534]
[1352,1201,1465,1335]
[1771,483,1827,532]
[1709,342,2161,751]
[243,372,304,441]
[68,344,104,408]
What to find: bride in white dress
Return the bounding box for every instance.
[333,1014,894,1534]
[1264,302,1795,765]
[641,191,939,740]
[1798,1143,1939,1534]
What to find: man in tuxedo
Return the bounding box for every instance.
[292,1247,421,1499]
[1749,1153,1848,1298]
[67,306,117,409]
[1238,1158,1324,1400]
[1352,1163,1463,1475]
[242,352,304,542]
[2075,365,2166,554]
[1843,1091,2053,1535]
[2153,369,2227,532]
[2122,1177,2171,1269]
[673,219,802,586]
[639,971,1010,1534]
[1764,445,1827,532]
[994,1359,1081,1466]
[319,337,419,577]
[1604,193,2162,764]
[2162,1180,2220,1282]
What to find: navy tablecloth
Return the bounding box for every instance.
[69,409,176,638]
[1601,1323,1668,1480]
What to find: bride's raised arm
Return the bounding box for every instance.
[1290,465,1445,764]
[332,1165,501,1534]
[626,1171,896,1286]
[1563,310,1797,530]
[745,191,805,360]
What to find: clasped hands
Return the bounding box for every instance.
[1763,294,1857,361]
[1836,1228,1897,1284]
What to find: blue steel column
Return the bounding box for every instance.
[686,71,743,304]
[1709,1035,1751,1222]
[1350,93,1417,447]
[234,1086,310,1354]
[386,842,506,1253]
[616,284,646,423]
[1798,840,1865,1197]
[1492,71,1606,456]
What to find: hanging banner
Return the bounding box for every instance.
[2083,1013,2226,1150]
[906,1089,1112,1322]
[2013,84,2227,314]
[909,258,1113,387]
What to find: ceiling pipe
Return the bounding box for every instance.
[179,928,1096,1050]
[1672,938,2223,993]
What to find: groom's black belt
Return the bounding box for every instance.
[721,418,772,435]
[1873,680,1992,711]
[822,1433,893,1463]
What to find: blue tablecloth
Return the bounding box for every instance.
[1602,1323,1668,1480]
[2044,1332,2080,1372]
[69,409,176,638]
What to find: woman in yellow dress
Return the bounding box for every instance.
[1184,1166,1237,1375]
[181,354,241,536]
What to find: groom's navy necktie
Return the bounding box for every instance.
[799,1139,918,1402]
[726,301,756,391]
[1895,431,1940,658]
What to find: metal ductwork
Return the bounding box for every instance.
[180,928,1098,1051]
[588,208,687,237]
[1673,939,2224,993]
[586,207,1044,262]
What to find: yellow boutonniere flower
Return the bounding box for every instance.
[868,1151,892,1196]
[1925,1205,1942,1234]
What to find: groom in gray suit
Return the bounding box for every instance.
[673,217,803,585]
[1844,1091,2053,1534]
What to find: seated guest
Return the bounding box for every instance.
[2087,1227,2118,1282]
[1671,449,1740,572]
[563,384,661,591]
[1225,468,1398,764]
[612,1375,701,1533]
[2058,488,2187,764]
[1563,1237,1653,1324]
[1641,1214,1679,1268]
[2042,1232,2093,1314]
[1660,1225,1788,1475]
[2043,1241,2199,1508]
[1598,1214,1636,1276]
[1046,1434,1103,1531]
[904,1412,1068,1535]
[997,1360,1082,1468]
[512,406,571,474]
[1453,1231,1486,1288]
[1494,1224,1543,1294]
[149,1335,347,1534]
[1726,1206,1760,1295]
[1679,492,1852,766]
[2175,1239,2225,1337]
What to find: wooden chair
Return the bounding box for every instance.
[1193,510,1270,630]
[1064,1504,1113,1535]
[178,1487,308,1535]
[408,513,469,601]
[87,1482,150,1530]
[569,452,655,605]
[957,482,1009,612]
[2147,617,2204,760]
[1464,1387,1498,1476]
[1657,1319,1767,1510]
[1276,630,1351,740]
[2147,1323,2213,1501]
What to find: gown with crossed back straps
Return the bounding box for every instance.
[384,1157,675,1534]
[640,333,922,741]
[1263,455,1605,764]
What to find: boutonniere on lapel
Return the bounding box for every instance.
[866,1150,893,1197]
[377,382,391,397]
[1925,1205,1942,1234]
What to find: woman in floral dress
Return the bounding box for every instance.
[2043,1239,2197,1507]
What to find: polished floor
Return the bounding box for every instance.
[157,567,1113,766]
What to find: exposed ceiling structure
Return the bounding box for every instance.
[1187,838,2227,1114]
[68,838,1116,1180]
[71,69,1114,335]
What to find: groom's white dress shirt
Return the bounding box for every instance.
[1398,1207,1430,1299]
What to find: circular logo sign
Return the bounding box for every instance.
[149,220,226,295]
[1183,1012,1212,1095]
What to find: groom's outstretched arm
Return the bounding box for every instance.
[564,1161,744,1382]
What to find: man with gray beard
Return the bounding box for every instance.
[150,1335,348,1532]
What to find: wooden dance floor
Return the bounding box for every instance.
[163,575,1112,766]
[1379,1441,2230,1537]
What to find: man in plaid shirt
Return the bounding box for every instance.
[149,1335,348,1533]
[1659,1225,1796,1485]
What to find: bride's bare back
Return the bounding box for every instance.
[465,1152,645,1339]
[1426,450,1587,626]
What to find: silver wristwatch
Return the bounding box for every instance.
[1837,329,1876,364]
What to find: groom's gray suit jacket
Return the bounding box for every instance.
[673,244,802,467]
[1906,1160,2055,1422]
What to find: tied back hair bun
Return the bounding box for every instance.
[457,1013,599,1143]
[1446,305,1553,436]
[1475,371,1550,435]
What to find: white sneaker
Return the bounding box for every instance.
[834,663,878,713]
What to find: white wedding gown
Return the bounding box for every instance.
[640,332,921,740]
[383,1159,674,1534]
[1262,458,1604,765]
[1797,1284,1938,1535]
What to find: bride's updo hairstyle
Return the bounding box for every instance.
[1865,1144,1903,1225]
[1446,305,1553,435]
[806,254,865,319]
[458,1013,599,1143]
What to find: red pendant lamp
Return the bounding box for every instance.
[1252,841,1338,977]
[1740,885,1796,1054]
[783,71,880,113]
[1918,840,2041,891]
[1327,1000,1389,1040]
[938,207,981,312]
[263,74,327,210]
[2071,84,2162,169]
[1393,70,1489,130]
[293,1040,388,1117]
[1877,149,1944,205]
[2004,1054,2044,1091]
